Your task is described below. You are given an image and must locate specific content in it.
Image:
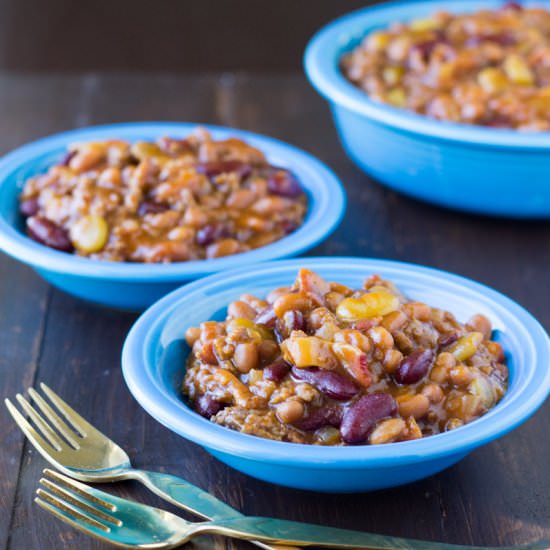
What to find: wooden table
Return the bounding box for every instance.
[1,72,549,550]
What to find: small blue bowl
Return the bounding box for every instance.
[121,257,550,493]
[304,0,550,218]
[0,123,345,310]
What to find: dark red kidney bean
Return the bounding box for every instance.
[502,1,522,10]
[394,349,435,385]
[466,33,516,47]
[411,39,443,60]
[19,197,39,217]
[137,201,170,216]
[157,136,193,155]
[263,358,291,382]
[274,310,305,342]
[294,404,343,431]
[255,306,277,328]
[280,219,299,235]
[196,161,252,179]
[438,333,458,349]
[194,394,225,418]
[267,169,302,198]
[27,216,73,252]
[195,223,230,246]
[340,394,397,444]
[59,150,77,167]
[291,367,359,401]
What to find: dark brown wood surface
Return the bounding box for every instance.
[0,72,549,550]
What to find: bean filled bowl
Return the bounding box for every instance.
[304,0,550,218]
[0,123,345,309]
[121,257,550,492]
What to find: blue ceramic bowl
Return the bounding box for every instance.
[304,0,550,218]
[121,257,550,493]
[0,123,345,310]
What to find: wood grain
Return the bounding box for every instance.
[0,72,549,550]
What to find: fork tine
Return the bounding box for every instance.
[40,383,96,437]
[39,478,120,526]
[5,398,60,454]
[15,394,66,451]
[28,388,80,449]
[35,489,111,533]
[42,469,117,514]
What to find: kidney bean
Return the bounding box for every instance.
[294,404,343,431]
[137,201,170,216]
[394,349,435,385]
[19,197,39,217]
[267,169,302,198]
[196,223,230,246]
[340,394,397,444]
[27,216,73,252]
[274,310,305,342]
[280,219,299,235]
[292,367,359,400]
[196,161,252,179]
[502,1,522,10]
[59,150,77,167]
[411,39,441,60]
[194,394,225,418]
[263,358,291,382]
[255,306,277,328]
[438,333,458,349]
[466,33,516,47]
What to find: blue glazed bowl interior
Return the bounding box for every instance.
[122,258,550,491]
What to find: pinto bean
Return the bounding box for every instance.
[340,393,397,444]
[291,367,359,401]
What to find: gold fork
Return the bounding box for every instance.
[5,383,294,550]
[37,469,550,550]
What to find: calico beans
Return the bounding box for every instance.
[341,3,550,130]
[18,128,307,262]
[182,269,508,445]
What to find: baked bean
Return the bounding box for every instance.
[449,365,475,386]
[397,394,430,419]
[421,384,444,404]
[206,238,241,258]
[273,292,312,317]
[276,400,305,424]
[228,300,257,320]
[467,314,492,340]
[381,310,408,332]
[255,307,278,328]
[368,326,394,349]
[185,327,201,347]
[369,418,406,444]
[233,342,259,373]
[383,349,403,374]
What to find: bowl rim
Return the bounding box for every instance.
[304,0,550,150]
[122,257,550,467]
[0,122,345,281]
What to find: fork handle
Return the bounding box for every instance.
[127,469,297,550]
